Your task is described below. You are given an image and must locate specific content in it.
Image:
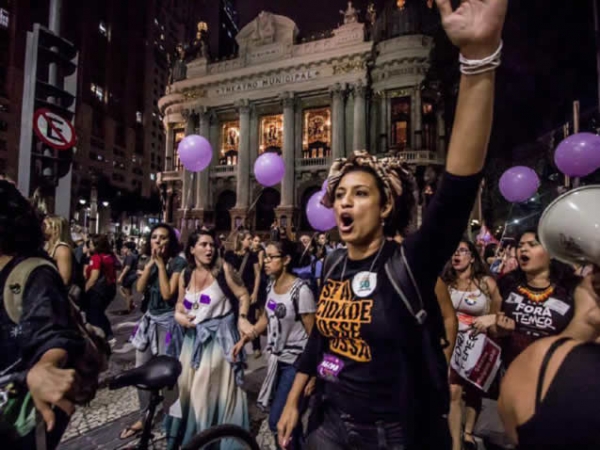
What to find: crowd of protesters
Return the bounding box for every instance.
[4,1,600,450]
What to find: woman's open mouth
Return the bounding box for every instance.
[519,255,530,265]
[339,212,354,234]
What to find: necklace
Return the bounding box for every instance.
[517,284,554,303]
[191,267,211,310]
[340,241,385,282]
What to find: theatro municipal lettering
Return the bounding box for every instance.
[215,70,320,95]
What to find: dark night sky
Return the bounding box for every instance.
[236,0,599,225]
[237,0,598,148]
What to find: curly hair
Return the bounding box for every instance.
[142,223,180,260]
[0,180,45,257]
[322,151,417,237]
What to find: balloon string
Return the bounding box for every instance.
[248,189,264,213]
[184,172,195,220]
[499,203,514,244]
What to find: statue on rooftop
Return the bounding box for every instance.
[340,1,359,24]
[168,43,187,84]
[191,21,209,60]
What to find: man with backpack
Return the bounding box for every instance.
[0,180,105,449]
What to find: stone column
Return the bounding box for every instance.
[379,92,388,154]
[437,109,446,157]
[295,104,303,160]
[181,110,196,211]
[194,107,210,214]
[250,105,259,160]
[164,123,174,171]
[330,83,346,159]
[280,92,295,207]
[231,100,251,229]
[414,86,423,150]
[208,111,220,209]
[353,82,367,151]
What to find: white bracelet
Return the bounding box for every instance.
[459,41,503,75]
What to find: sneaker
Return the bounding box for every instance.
[108,337,117,348]
[253,349,262,359]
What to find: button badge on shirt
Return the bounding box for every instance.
[351,271,378,297]
[317,353,345,382]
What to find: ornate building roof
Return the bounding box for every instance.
[374,0,438,42]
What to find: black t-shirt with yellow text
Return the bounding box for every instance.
[296,171,482,424]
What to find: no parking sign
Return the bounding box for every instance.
[33,108,76,151]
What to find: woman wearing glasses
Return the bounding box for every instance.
[442,240,501,450]
[233,239,316,448]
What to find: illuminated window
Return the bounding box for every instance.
[303,108,331,159]
[174,129,185,170]
[0,8,9,28]
[221,121,240,165]
[259,115,283,154]
[99,21,108,37]
[390,96,411,151]
[422,101,437,152]
[90,83,104,101]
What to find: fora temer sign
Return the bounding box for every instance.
[215,70,320,96]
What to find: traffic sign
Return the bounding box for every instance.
[33,108,76,151]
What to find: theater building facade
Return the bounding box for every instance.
[158,5,446,234]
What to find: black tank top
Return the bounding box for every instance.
[517,338,600,449]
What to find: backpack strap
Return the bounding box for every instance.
[383,245,427,325]
[322,248,346,282]
[289,279,307,321]
[3,258,56,324]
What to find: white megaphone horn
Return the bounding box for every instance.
[538,185,600,267]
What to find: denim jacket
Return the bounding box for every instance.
[167,311,245,386]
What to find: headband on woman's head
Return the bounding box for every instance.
[321,150,412,208]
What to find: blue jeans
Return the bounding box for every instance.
[268,362,302,449]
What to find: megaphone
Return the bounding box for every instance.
[538,185,600,266]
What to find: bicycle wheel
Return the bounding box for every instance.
[181,424,260,450]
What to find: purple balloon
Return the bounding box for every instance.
[254,152,285,187]
[177,135,213,172]
[555,132,600,177]
[499,166,540,203]
[321,178,328,192]
[306,190,336,232]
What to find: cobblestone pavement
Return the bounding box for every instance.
[58,291,268,450]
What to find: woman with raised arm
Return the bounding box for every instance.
[276,1,507,449]
[165,229,251,449]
